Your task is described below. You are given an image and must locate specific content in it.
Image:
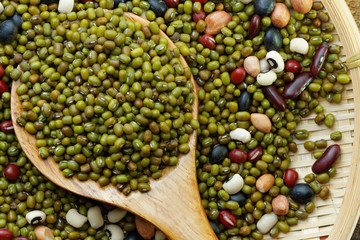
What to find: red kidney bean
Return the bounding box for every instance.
[219,210,236,228]
[102,202,115,211]
[0,120,13,134]
[285,60,302,74]
[192,8,206,22]
[0,80,9,96]
[200,34,215,50]
[229,149,247,163]
[282,72,313,99]
[3,164,20,181]
[283,169,298,187]
[263,85,286,111]
[13,237,30,240]
[0,228,12,240]
[310,42,329,77]
[0,65,4,78]
[247,14,261,39]
[164,0,179,7]
[312,144,340,174]
[192,0,207,3]
[230,67,246,84]
[247,146,263,163]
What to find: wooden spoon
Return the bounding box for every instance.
[11,12,217,240]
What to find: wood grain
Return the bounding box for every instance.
[11,12,217,240]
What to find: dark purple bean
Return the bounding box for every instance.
[0,120,14,134]
[289,183,315,204]
[312,144,340,174]
[310,42,329,77]
[282,72,313,99]
[263,85,286,111]
[248,15,261,39]
[247,146,263,163]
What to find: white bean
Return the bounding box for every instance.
[229,128,251,143]
[66,209,88,228]
[58,0,74,14]
[257,70,277,86]
[105,225,124,240]
[155,230,167,240]
[240,0,252,3]
[266,51,284,73]
[223,174,244,195]
[26,210,46,225]
[290,38,309,55]
[0,3,4,14]
[87,206,104,229]
[256,212,278,234]
[260,58,270,73]
[107,208,127,223]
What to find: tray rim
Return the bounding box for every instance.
[322,0,360,239]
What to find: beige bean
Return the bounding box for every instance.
[244,56,260,77]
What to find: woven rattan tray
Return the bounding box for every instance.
[269,1,360,239]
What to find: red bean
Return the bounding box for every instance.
[219,210,236,228]
[312,144,340,174]
[283,169,298,187]
[0,80,9,95]
[229,149,247,163]
[282,72,313,99]
[0,65,4,78]
[247,146,263,163]
[285,60,302,74]
[230,67,246,84]
[3,164,20,181]
[247,14,261,39]
[13,237,30,240]
[192,0,207,3]
[0,228,12,240]
[164,0,179,7]
[200,34,215,50]
[0,120,13,134]
[192,8,206,23]
[263,85,286,111]
[310,42,329,77]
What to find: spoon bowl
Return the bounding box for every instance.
[11,12,217,240]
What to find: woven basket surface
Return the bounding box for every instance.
[265,5,355,240]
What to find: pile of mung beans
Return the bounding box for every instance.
[0,0,352,239]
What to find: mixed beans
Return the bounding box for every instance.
[0,0,352,239]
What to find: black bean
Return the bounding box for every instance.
[148,0,168,17]
[236,90,252,111]
[254,0,275,16]
[229,192,247,207]
[209,221,221,235]
[125,231,145,240]
[264,27,283,51]
[209,144,229,164]
[289,183,315,204]
[10,13,23,29]
[0,20,18,44]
